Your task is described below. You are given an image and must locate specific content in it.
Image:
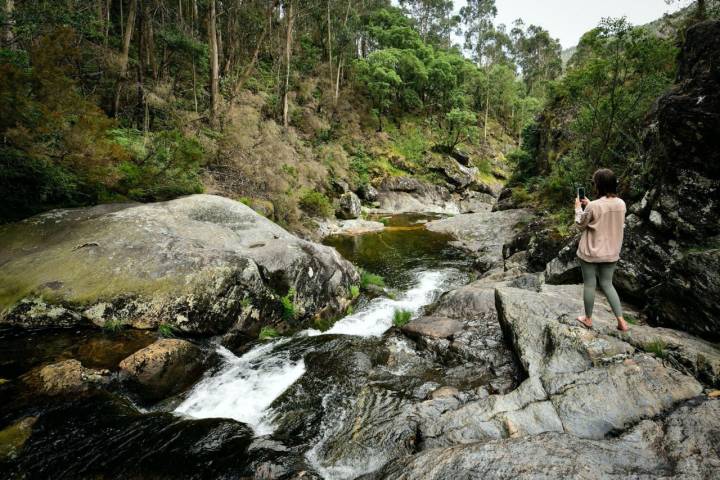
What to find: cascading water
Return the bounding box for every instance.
[174,267,457,433]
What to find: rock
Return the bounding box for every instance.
[492,187,520,211]
[450,149,470,166]
[647,249,720,342]
[0,195,359,336]
[430,162,480,192]
[335,191,362,219]
[0,417,37,461]
[376,398,720,479]
[357,184,379,202]
[119,339,205,401]
[429,386,460,399]
[457,191,494,213]
[543,236,582,284]
[426,209,534,273]
[330,178,350,195]
[316,219,385,238]
[22,359,110,396]
[375,177,458,214]
[401,316,463,340]
[525,219,567,272]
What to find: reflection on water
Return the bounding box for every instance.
[323,213,470,289]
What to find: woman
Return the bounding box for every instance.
[574,168,629,331]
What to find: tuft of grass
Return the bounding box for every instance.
[360,269,385,289]
[349,285,360,299]
[259,326,280,340]
[103,318,124,333]
[158,323,175,338]
[280,288,297,320]
[392,309,412,328]
[346,305,354,316]
[646,339,668,359]
[241,297,252,309]
[624,314,638,325]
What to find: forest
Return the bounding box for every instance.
[0,0,716,228]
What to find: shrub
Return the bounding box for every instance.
[158,323,175,338]
[280,288,297,320]
[259,326,280,340]
[103,318,123,333]
[360,269,385,289]
[392,309,412,328]
[350,285,360,299]
[299,189,333,218]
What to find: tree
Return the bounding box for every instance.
[114,0,138,117]
[444,108,477,149]
[399,0,459,48]
[460,0,497,66]
[511,20,562,96]
[354,49,402,131]
[208,0,220,126]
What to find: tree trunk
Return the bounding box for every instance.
[114,0,138,117]
[698,0,707,19]
[282,0,294,128]
[3,0,14,49]
[208,0,220,126]
[327,0,333,92]
[484,88,490,143]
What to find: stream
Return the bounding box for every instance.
[0,214,476,479]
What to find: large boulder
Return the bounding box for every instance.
[426,209,535,273]
[0,195,359,336]
[119,339,205,401]
[335,191,362,219]
[375,177,459,214]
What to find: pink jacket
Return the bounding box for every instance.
[575,196,626,263]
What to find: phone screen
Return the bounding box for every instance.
[578,187,585,199]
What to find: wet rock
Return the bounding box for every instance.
[0,417,37,461]
[336,191,362,220]
[0,195,359,336]
[119,339,204,402]
[22,359,111,396]
[401,316,463,340]
[426,209,534,273]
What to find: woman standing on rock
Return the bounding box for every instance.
[574,168,629,332]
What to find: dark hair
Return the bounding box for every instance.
[592,168,617,197]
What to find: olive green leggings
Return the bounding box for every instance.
[579,259,623,318]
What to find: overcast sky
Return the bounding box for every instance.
[452,0,687,49]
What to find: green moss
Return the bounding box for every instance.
[624,314,638,325]
[392,309,412,328]
[259,326,280,340]
[0,417,36,461]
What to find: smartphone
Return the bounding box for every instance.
[577,187,586,210]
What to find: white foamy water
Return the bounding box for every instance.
[174,341,305,434]
[174,268,456,435]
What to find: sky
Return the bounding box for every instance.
[453,0,686,49]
